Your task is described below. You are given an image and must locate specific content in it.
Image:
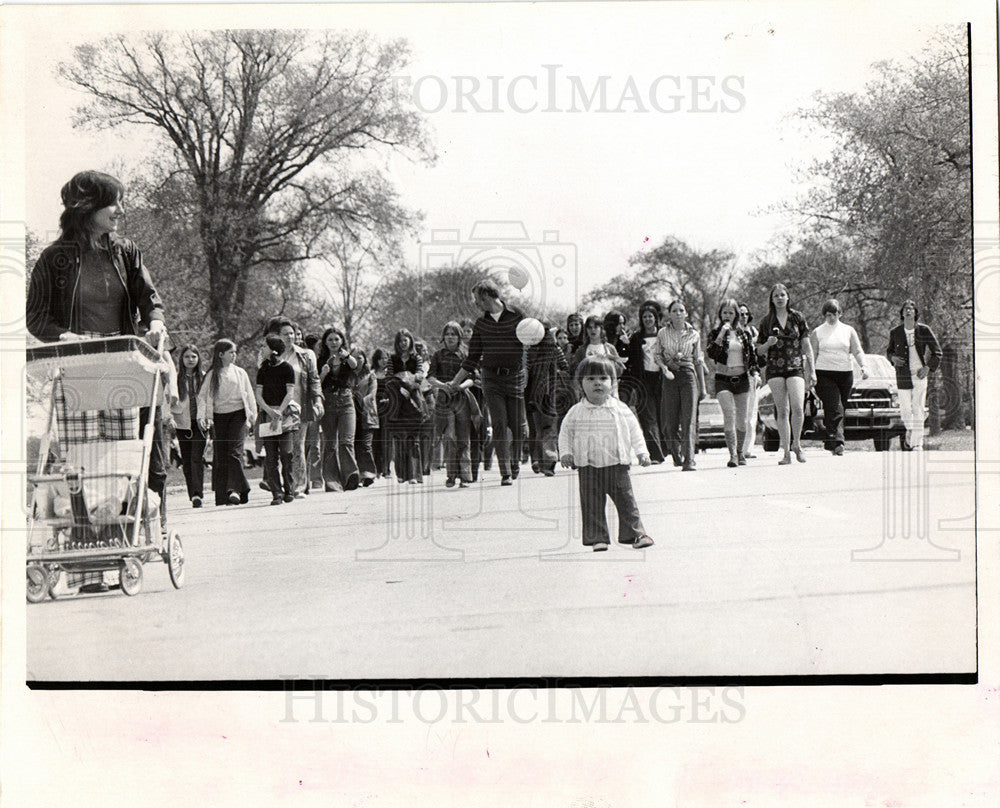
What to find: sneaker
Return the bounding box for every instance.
[592,542,609,552]
[445,478,456,488]
[633,536,654,549]
[500,476,513,486]
[270,497,283,506]
[191,496,202,508]
[283,493,295,503]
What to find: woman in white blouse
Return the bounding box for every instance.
[808,299,868,456]
[656,300,706,471]
[198,339,258,505]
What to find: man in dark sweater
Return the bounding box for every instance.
[446,279,526,485]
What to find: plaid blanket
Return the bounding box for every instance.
[54,376,140,445]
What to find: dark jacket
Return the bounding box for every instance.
[886,323,942,390]
[625,329,661,379]
[462,305,527,391]
[526,330,569,414]
[291,345,324,423]
[26,234,165,342]
[706,324,760,377]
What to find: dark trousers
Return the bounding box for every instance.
[578,464,647,546]
[176,424,206,500]
[372,427,391,477]
[355,423,377,481]
[262,429,296,498]
[321,391,359,491]
[467,386,488,478]
[636,370,665,462]
[482,380,525,478]
[660,367,698,466]
[435,399,473,483]
[815,369,854,448]
[526,402,558,472]
[139,406,168,527]
[212,408,250,505]
[390,426,424,482]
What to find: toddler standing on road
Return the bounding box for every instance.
[558,356,654,552]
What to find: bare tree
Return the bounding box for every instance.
[60,30,434,342]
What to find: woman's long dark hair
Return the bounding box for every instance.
[176,344,204,401]
[371,348,389,373]
[602,310,625,344]
[393,329,415,359]
[316,326,348,369]
[583,315,605,345]
[59,171,125,246]
[209,339,236,399]
[766,283,792,322]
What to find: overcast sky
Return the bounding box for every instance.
[10,3,965,314]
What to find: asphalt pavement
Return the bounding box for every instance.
[26,448,977,681]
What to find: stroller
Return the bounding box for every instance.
[25,335,185,601]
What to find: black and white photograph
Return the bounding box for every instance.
[2,0,998,805]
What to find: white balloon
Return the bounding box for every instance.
[516,317,545,346]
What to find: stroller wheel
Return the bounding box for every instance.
[166,531,185,589]
[120,558,143,596]
[26,565,48,603]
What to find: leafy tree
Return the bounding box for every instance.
[59,30,433,344]
[752,26,972,428]
[583,236,736,334]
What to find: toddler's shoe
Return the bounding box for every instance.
[592,542,609,552]
[633,536,654,549]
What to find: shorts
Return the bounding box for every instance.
[765,368,803,380]
[715,373,750,395]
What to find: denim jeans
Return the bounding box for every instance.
[321,389,358,490]
[660,367,698,466]
[263,428,296,498]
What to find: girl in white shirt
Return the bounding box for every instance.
[808,299,868,455]
[558,356,653,552]
[198,339,257,505]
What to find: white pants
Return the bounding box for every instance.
[898,374,928,449]
[744,376,759,454]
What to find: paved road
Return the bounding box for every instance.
[26,449,977,681]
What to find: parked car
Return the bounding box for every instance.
[756,353,926,451]
[696,396,728,450]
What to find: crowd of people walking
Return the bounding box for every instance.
[26,170,946,553]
